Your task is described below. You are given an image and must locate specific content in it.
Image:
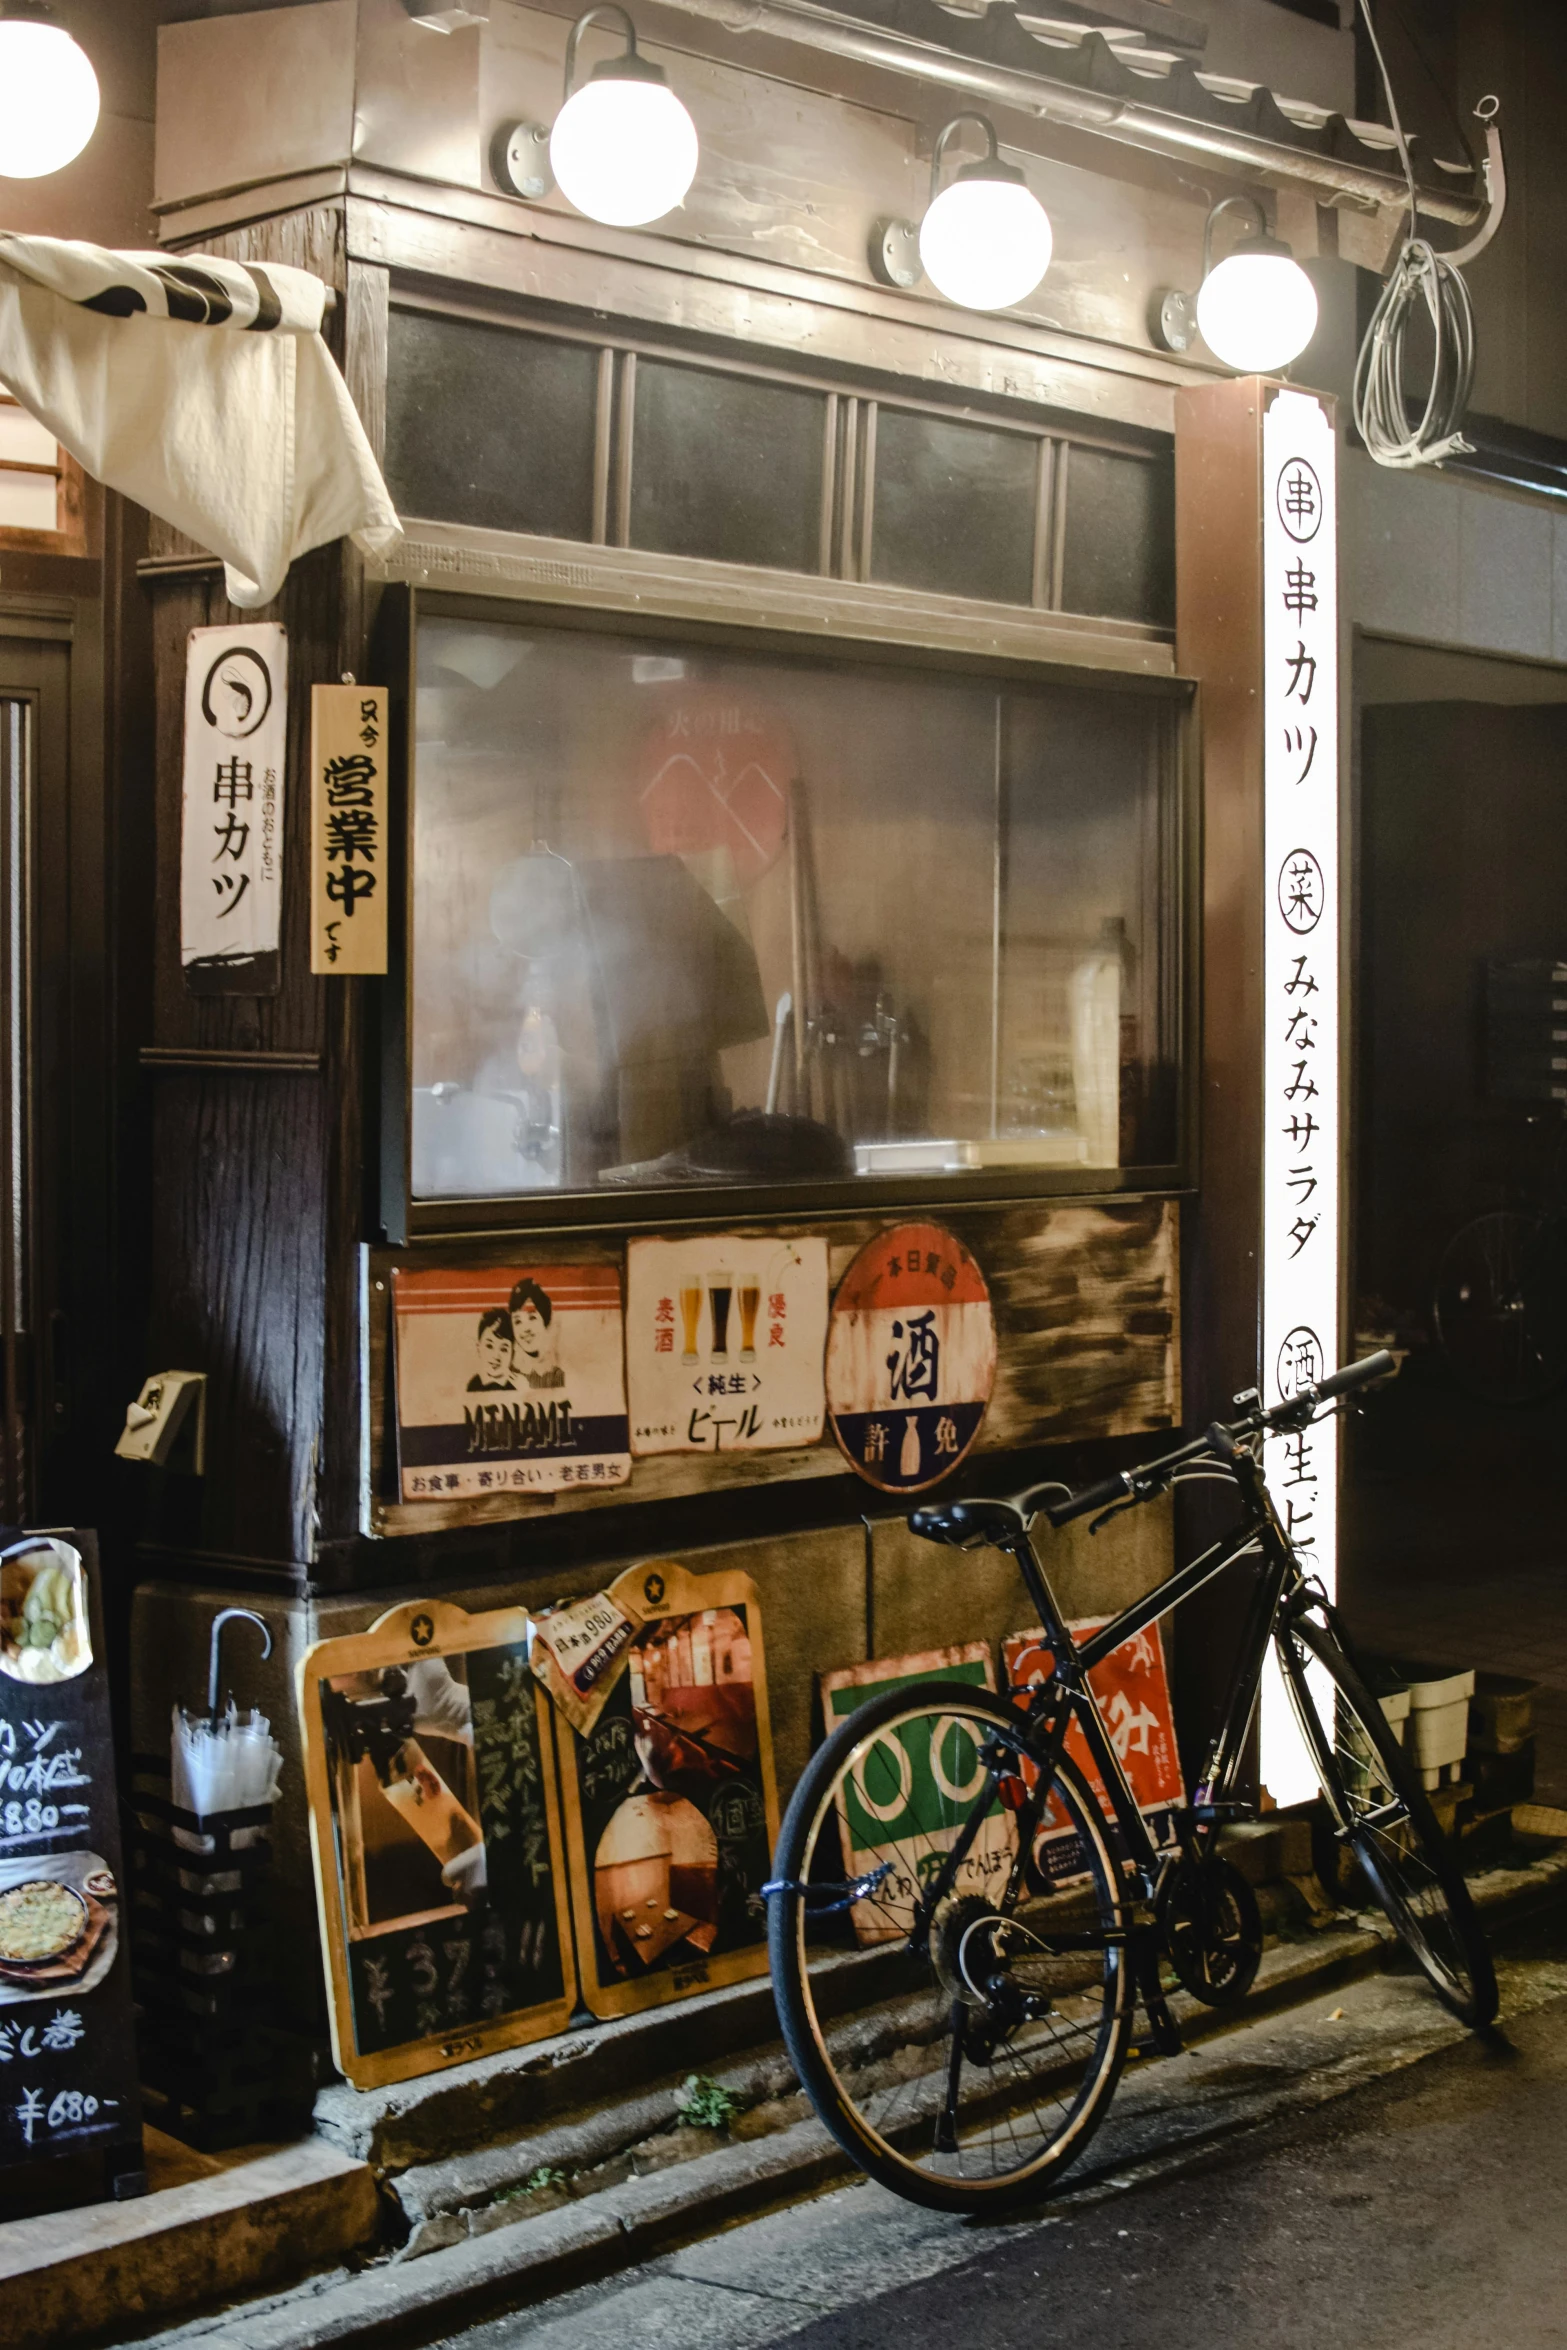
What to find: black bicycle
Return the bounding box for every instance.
[766,1352,1497,2213]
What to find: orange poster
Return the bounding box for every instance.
[1003,1618,1185,1889]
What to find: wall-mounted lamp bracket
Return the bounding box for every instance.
[1149,285,1196,353]
[115,1370,206,1475]
[868,215,921,289]
[492,120,553,200]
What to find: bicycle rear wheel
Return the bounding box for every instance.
[768,1679,1133,2213]
[1275,1613,1497,2027]
[1432,1208,1567,1406]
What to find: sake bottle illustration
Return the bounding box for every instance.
[900,1414,922,1480]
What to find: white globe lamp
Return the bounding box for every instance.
[549,4,697,229]
[1195,197,1319,373]
[917,115,1052,313]
[0,2,99,181]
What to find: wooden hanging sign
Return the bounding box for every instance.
[310,684,388,975]
[298,1597,577,2090]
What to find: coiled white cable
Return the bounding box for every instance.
[1351,0,1479,470]
[1352,238,1476,468]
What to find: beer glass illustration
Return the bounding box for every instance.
[738,1279,762,1362]
[679,1278,703,1365]
[708,1269,735,1361]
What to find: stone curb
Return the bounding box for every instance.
[80,1840,1567,2350]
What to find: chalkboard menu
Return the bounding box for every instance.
[299,1599,577,2091]
[0,1530,144,2196]
[557,1560,779,2022]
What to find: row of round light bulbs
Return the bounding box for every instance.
[0,0,1319,372]
[507,4,1319,368]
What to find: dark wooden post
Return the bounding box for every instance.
[1172,377,1268,1767]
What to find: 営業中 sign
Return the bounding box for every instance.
[1260,387,1339,1804]
[824,1224,995,1492]
[310,684,388,974]
[392,1264,630,1502]
[180,622,286,994]
[624,1234,828,1455]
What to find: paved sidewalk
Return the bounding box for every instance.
[437,1946,1567,2350]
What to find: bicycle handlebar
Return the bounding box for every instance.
[1308,1348,1394,1405]
[1043,1473,1136,1529]
[908,1353,1397,1552]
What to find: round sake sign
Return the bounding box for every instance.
[825,1224,996,1494]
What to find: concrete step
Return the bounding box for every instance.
[134,1838,1567,2350]
[15,1832,1567,2350]
[0,2130,378,2350]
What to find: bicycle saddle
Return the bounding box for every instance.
[908,1498,1025,1550]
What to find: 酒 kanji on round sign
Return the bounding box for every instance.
[825,1224,996,1493]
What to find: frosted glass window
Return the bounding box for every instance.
[408,615,1181,1200]
[0,403,58,534]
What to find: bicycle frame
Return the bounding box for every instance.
[997,1444,1306,1896]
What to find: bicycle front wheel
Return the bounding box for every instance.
[1276,1613,1497,2027]
[1433,1208,1567,1406]
[768,1679,1133,2213]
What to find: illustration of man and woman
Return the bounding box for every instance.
[466,1277,566,1393]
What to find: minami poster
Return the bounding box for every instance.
[392,1265,631,1502]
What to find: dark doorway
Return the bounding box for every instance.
[1347,651,1567,1807]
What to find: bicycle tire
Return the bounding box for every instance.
[1432,1208,1567,1407]
[1276,1613,1497,2027]
[768,1678,1133,2213]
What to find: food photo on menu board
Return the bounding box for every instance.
[0,1531,143,2182]
[624,1233,828,1454]
[392,1264,631,1501]
[553,1561,779,2020]
[298,1599,578,2089]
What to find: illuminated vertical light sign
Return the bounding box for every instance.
[1259,388,1339,1804]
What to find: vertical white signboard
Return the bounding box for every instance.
[1259,390,1339,1803]
[180,622,287,990]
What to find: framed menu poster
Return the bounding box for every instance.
[554,1561,779,2021]
[299,1598,577,2090]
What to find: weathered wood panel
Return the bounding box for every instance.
[365,1196,1179,1540]
[145,1072,326,1568]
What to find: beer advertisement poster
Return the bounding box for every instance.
[392,1266,630,1502]
[625,1235,828,1455]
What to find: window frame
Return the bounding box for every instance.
[372,582,1200,1244]
[0,398,87,558]
[382,288,1175,626]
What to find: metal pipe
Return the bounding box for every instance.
[653,0,1485,228]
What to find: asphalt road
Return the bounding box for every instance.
[785,1986,1567,2350]
[450,1932,1567,2350]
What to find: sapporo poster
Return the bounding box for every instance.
[624,1234,828,1455]
[179,621,286,994]
[392,1266,630,1502]
[1003,1620,1185,1890]
[818,1643,1011,1947]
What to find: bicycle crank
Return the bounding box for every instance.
[1156,1852,1263,2007]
